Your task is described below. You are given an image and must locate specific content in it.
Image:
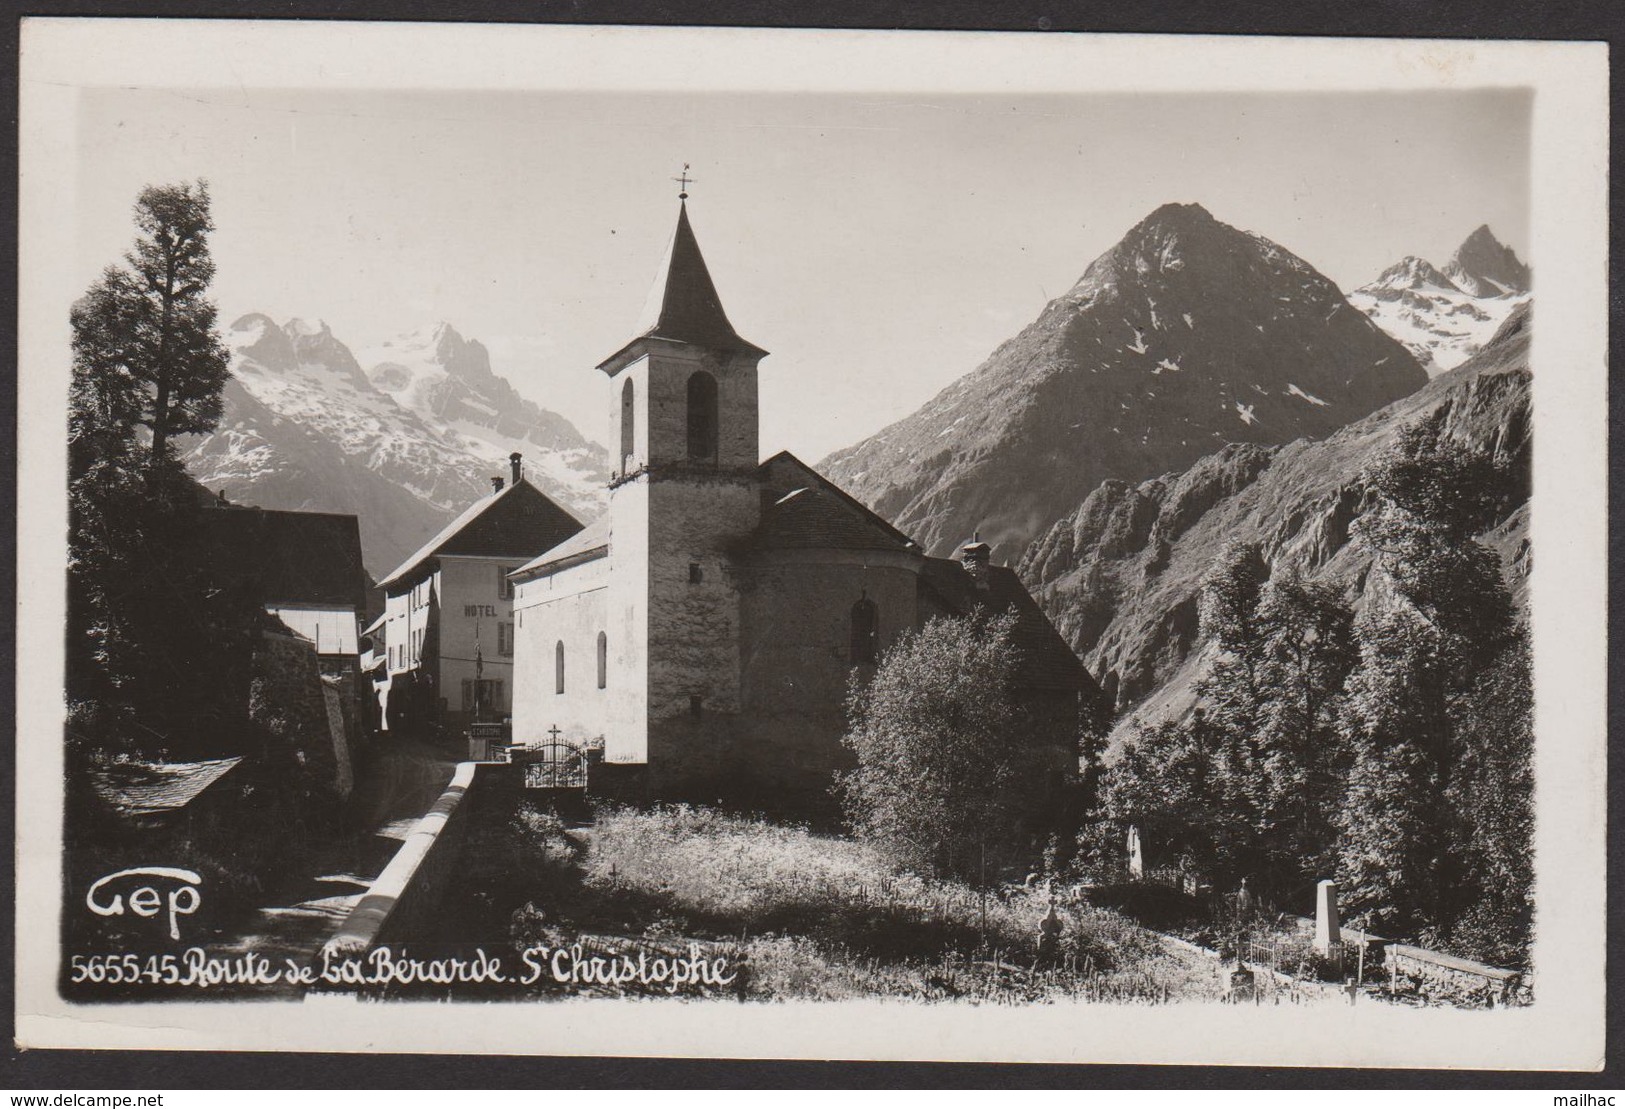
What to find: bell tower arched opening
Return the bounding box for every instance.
[686,370,719,463]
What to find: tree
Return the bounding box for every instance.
[1443,626,1534,967]
[67,181,236,757]
[74,180,229,470]
[838,608,1066,882]
[1336,605,1452,937]
[1337,414,1526,951]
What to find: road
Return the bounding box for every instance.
[212,737,458,967]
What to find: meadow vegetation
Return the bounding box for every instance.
[509,803,1215,1003]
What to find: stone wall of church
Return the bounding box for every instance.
[644,473,759,723]
[511,556,612,750]
[641,346,760,471]
[636,552,924,815]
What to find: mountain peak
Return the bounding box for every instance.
[284,318,331,339]
[1366,256,1462,294]
[1139,202,1217,229]
[1445,225,1530,296]
[822,204,1425,559]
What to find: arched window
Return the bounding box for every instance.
[686,371,719,462]
[596,631,608,690]
[620,378,635,473]
[555,640,565,695]
[850,597,879,664]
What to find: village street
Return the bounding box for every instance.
[211,738,457,968]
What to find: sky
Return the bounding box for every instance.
[72,86,1530,462]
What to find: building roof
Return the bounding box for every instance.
[753,451,919,553]
[198,506,366,609]
[512,511,611,578]
[89,757,243,818]
[378,478,584,590]
[918,558,1092,693]
[598,201,766,371]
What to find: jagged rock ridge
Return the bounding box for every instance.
[820,203,1427,561]
[1349,225,1530,375]
[1019,303,1531,741]
[183,316,608,576]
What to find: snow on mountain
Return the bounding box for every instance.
[184,315,608,577]
[1348,226,1530,375]
[819,202,1427,561]
[1020,303,1530,729]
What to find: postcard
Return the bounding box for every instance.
[15,19,1608,1068]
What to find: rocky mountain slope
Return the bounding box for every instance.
[820,203,1427,561]
[183,316,607,576]
[1019,303,1531,738]
[1348,225,1530,375]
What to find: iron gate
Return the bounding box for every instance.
[520,741,589,790]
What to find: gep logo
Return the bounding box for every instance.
[86,867,203,940]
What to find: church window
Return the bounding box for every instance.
[686,371,719,462]
[555,640,565,695]
[850,597,879,664]
[688,562,703,584]
[620,378,635,473]
[596,631,608,689]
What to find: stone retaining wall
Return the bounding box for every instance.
[1384,942,1525,1005]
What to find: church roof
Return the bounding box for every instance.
[378,479,584,590]
[753,452,919,553]
[599,201,766,371]
[918,558,1092,693]
[511,511,611,579]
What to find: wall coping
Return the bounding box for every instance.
[321,761,477,958]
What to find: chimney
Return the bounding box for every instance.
[961,531,992,589]
[491,476,505,495]
[509,452,523,486]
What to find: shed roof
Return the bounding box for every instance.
[89,757,243,818]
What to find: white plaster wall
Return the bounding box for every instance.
[435,556,523,722]
[607,357,651,478]
[606,481,651,763]
[512,555,612,748]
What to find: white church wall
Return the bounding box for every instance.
[512,555,613,750]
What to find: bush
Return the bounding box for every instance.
[838,609,1062,882]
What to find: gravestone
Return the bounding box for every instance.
[1314,879,1342,963]
[1127,824,1144,879]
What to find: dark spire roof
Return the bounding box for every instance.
[601,201,765,370]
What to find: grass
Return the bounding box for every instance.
[546,804,1217,1003]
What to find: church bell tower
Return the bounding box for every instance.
[596,192,768,770]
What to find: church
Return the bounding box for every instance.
[509,196,1100,814]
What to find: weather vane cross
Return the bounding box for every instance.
[673,163,693,200]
